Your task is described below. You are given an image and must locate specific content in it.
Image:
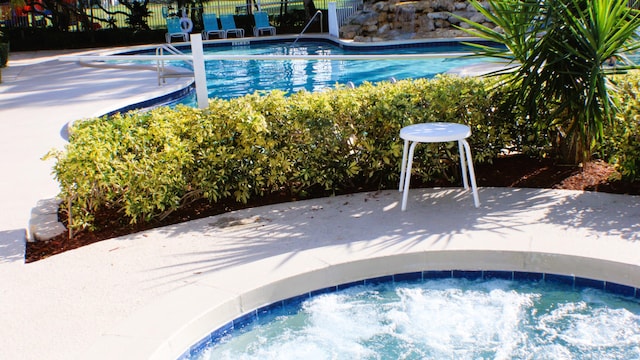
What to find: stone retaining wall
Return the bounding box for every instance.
[340,0,496,41]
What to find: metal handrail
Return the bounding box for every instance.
[292,10,323,46]
[156,43,184,56]
[156,44,193,66]
[155,44,194,85]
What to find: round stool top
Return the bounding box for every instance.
[400,122,471,143]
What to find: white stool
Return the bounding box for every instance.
[399,122,480,210]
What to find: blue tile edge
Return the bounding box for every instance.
[177,270,640,358]
[103,83,196,117]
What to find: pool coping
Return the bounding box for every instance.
[78,187,640,360]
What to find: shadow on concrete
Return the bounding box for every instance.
[137,188,640,288]
[0,229,26,264]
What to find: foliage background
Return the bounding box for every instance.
[2,0,328,50]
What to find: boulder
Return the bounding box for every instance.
[427,11,450,19]
[469,13,488,23]
[430,0,455,11]
[418,15,436,31]
[348,10,379,26]
[454,1,468,10]
[434,19,450,28]
[340,24,361,38]
[415,1,433,11]
[377,23,392,34]
[341,0,494,41]
[353,35,373,42]
[365,24,379,32]
[373,1,389,11]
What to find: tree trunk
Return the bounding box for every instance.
[302,0,317,21]
[553,128,588,165]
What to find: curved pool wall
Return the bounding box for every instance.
[79,188,640,360]
[102,84,195,117]
[180,269,640,359]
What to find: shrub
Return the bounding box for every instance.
[45,75,521,233]
[601,71,640,181]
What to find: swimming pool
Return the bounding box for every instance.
[166,39,489,105]
[183,274,640,359]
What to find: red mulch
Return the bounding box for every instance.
[25,155,640,263]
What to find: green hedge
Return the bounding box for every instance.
[46,73,640,232]
[48,76,520,231]
[602,71,640,180]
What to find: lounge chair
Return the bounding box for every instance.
[220,14,244,38]
[165,17,188,43]
[202,13,226,40]
[253,11,276,37]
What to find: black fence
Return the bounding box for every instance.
[0,0,360,32]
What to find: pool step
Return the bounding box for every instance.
[158,70,194,85]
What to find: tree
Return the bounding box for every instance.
[456,0,640,163]
[120,0,151,30]
[302,0,317,22]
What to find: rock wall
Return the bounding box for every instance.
[339,0,495,42]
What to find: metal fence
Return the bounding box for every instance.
[0,0,362,31]
[334,0,360,27]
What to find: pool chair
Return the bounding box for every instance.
[202,13,226,40]
[220,14,244,38]
[253,11,276,37]
[166,17,188,43]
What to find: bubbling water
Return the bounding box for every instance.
[195,279,640,359]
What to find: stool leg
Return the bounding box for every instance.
[401,141,418,211]
[458,140,469,189]
[461,139,480,207]
[399,139,409,192]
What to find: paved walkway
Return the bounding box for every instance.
[0,48,639,360]
[0,48,191,359]
[0,48,189,257]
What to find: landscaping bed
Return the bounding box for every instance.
[25,155,639,263]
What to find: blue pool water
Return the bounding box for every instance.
[188,277,640,359]
[170,40,486,105]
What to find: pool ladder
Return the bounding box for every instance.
[292,10,323,46]
[156,44,194,85]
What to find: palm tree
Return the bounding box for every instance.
[456,0,640,163]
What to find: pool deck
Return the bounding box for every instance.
[0,48,639,360]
